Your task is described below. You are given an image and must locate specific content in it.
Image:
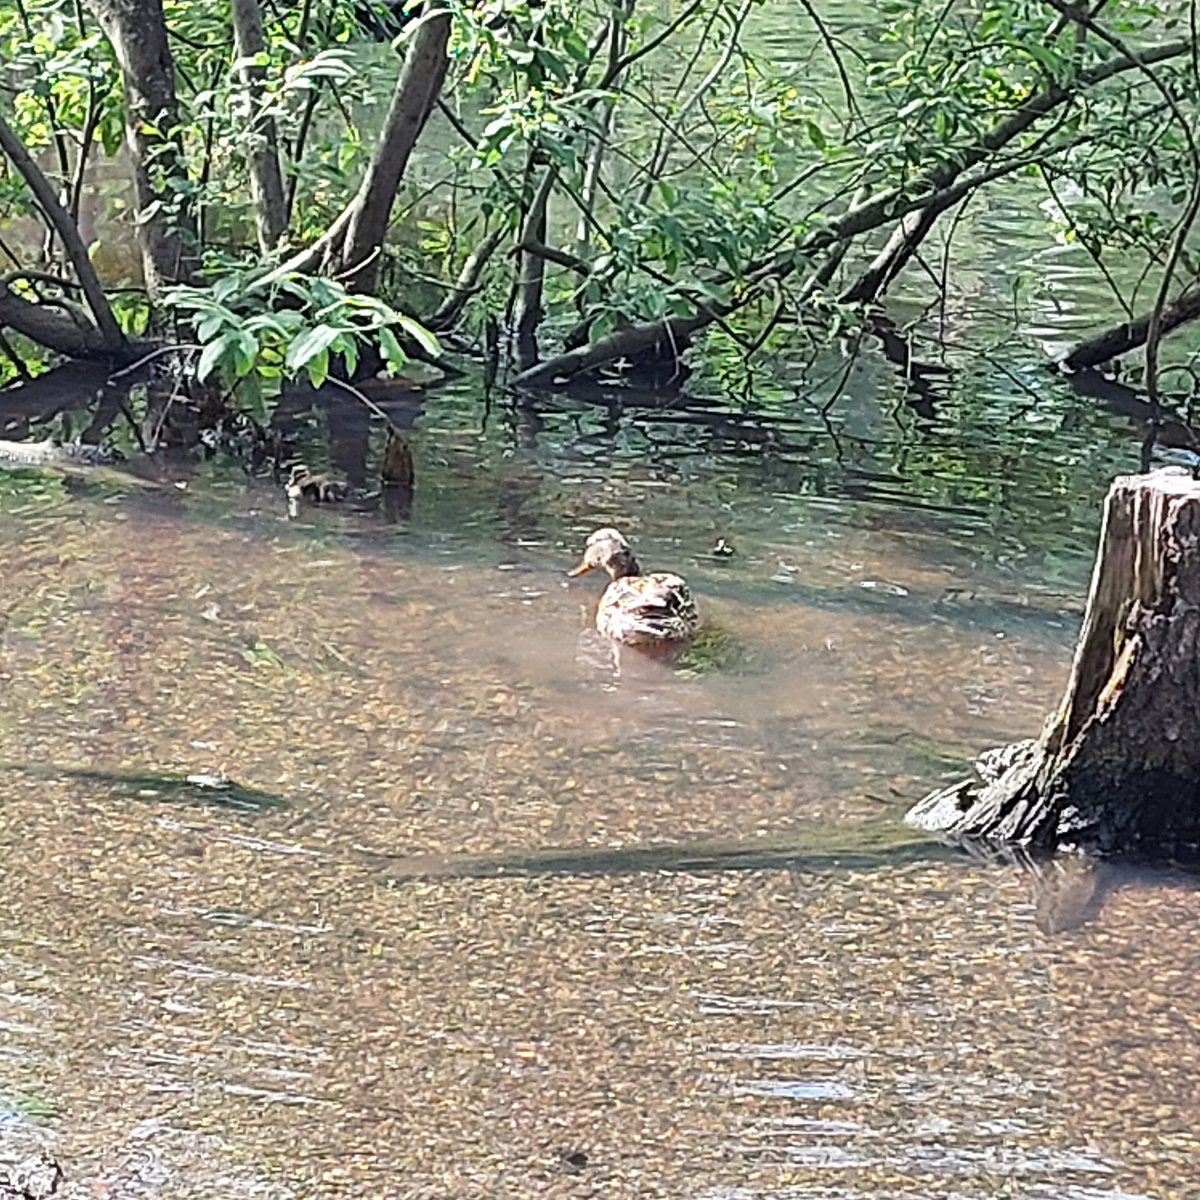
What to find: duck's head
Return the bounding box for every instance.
[286,463,313,498]
[569,527,641,580]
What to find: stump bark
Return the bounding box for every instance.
[907,468,1200,859]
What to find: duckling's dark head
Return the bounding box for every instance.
[286,463,313,500]
[569,527,641,580]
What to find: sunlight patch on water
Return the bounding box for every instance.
[732,1078,858,1102]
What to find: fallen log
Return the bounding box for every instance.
[1061,290,1200,373]
[907,468,1200,859]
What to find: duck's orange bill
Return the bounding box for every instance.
[567,561,594,577]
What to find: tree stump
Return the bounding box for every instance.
[907,468,1200,859]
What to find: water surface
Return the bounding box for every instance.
[4,2,1200,1191]
[2,372,1199,1200]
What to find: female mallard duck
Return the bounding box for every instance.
[569,527,701,647]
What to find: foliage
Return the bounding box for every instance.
[1,0,1199,390]
[165,268,439,416]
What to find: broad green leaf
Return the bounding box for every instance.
[379,325,406,371]
[306,348,330,388]
[395,315,440,358]
[285,323,342,373]
[234,330,259,377]
[197,336,230,382]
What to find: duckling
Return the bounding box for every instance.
[286,463,353,505]
[568,527,701,647]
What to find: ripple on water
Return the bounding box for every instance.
[732,1078,858,1102]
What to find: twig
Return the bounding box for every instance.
[607,0,704,83]
[107,343,203,383]
[323,374,399,431]
[796,0,861,130]
[0,329,32,381]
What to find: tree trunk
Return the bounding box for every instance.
[86,0,197,292]
[1062,291,1200,372]
[230,0,288,253]
[907,468,1200,859]
[334,5,452,293]
[512,171,554,372]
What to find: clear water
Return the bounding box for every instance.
[4,5,1200,1198]
[2,360,1199,1199]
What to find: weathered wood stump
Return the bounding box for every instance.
[908,468,1200,859]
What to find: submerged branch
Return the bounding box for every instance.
[1062,289,1200,371]
[510,312,712,389]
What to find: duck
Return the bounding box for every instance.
[286,463,353,505]
[568,527,701,647]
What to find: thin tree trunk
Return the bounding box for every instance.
[574,113,610,263]
[230,0,288,252]
[0,112,125,349]
[512,171,554,372]
[429,225,506,331]
[334,5,452,293]
[85,0,197,292]
[839,205,944,305]
[536,37,1190,384]
[835,41,1191,305]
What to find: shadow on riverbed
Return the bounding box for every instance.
[359,820,959,879]
[0,762,285,813]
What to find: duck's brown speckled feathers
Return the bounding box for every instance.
[595,572,700,645]
[569,527,701,647]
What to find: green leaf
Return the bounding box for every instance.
[234,330,259,377]
[378,325,406,371]
[394,315,440,358]
[196,313,228,343]
[285,323,342,374]
[334,332,358,378]
[197,336,230,382]
[306,348,330,388]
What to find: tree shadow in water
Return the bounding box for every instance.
[0,762,286,815]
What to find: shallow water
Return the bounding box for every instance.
[7,0,1200,1189]
[3,365,1200,1200]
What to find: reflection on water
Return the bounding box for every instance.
[1,316,1197,1198]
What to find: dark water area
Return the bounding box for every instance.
[3,344,1200,1200]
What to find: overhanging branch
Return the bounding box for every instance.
[0,111,125,351]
